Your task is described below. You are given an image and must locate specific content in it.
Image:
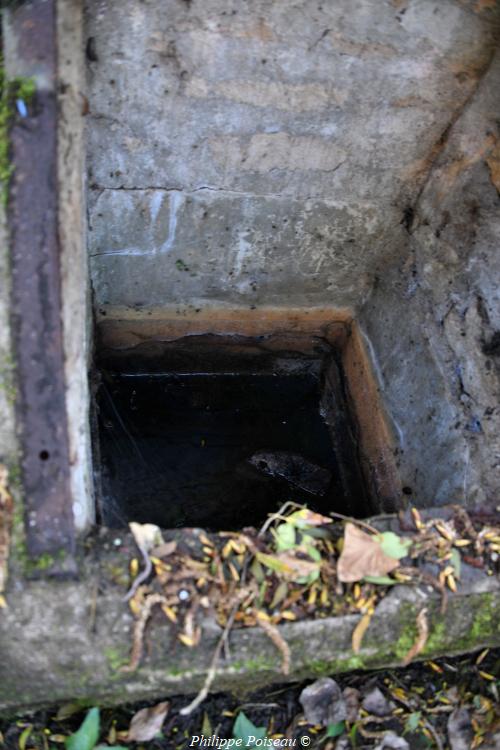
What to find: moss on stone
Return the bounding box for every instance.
[0,61,36,206]
[0,355,16,407]
[104,646,129,672]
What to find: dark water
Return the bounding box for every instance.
[96,370,349,530]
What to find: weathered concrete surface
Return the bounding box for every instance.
[58,0,95,532]
[1,521,500,715]
[86,0,498,310]
[0,210,19,482]
[85,0,500,509]
[359,48,500,507]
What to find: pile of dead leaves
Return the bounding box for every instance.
[121,502,500,711]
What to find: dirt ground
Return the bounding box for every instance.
[1,648,498,750]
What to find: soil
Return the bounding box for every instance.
[1,648,499,749]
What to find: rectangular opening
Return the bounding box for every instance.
[95,335,368,529]
[92,311,402,530]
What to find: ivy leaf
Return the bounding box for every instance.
[232,711,267,743]
[65,708,100,750]
[377,531,411,560]
[326,720,346,738]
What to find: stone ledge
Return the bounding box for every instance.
[1,516,499,714]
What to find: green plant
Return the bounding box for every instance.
[232,711,267,745]
[65,708,126,750]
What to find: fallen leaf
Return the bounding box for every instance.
[299,678,347,727]
[401,608,428,666]
[288,509,332,528]
[337,524,400,582]
[377,531,411,560]
[65,708,100,750]
[19,725,33,750]
[125,701,169,742]
[270,581,289,609]
[273,523,296,551]
[232,712,267,744]
[201,712,212,737]
[256,551,320,582]
[363,575,397,585]
[56,703,87,721]
[129,522,163,553]
[326,721,345,738]
[352,610,373,654]
[151,541,177,558]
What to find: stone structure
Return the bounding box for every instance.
[86,0,500,509]
[0,0,499,712]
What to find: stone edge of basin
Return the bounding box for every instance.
[1,507,500,714]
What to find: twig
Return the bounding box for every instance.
[258,501,302,537]
[401,607,429,666]
[121,593,166,672]
[123,542,152,602]
[422,717,444,750]
[258,501,380,538]
[256,616,291,675]
[179,605,238,716]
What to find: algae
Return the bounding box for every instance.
[0,61,35,206]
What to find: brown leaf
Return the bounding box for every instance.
[401,607,428,666]
[129,522,163,553]
[289,508,332,527]
[151,540,177,558]
[125,701,169,742]
[337,523,399,582]
[256,551,320,581]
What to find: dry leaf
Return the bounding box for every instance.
[125,701,169,742]
[337,523,399,582]
[289,509,332,527]
[401,608,428,666]
[151,541,177,558]
[129,522,163,552]
[352,610,373,654]
[256,551,320,581]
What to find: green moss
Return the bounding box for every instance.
[0,62,36,206]
[469,594,497,639]
[104,647,129,672]
[0,354,16,406]
[230,656,276,672]
[308,655,365,675]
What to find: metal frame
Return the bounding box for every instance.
[8,0,76,563]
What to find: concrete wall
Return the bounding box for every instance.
[85,0,500,508]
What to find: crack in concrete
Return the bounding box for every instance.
[89,184,341,201]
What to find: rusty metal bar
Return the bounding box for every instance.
[8,1,76,564]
